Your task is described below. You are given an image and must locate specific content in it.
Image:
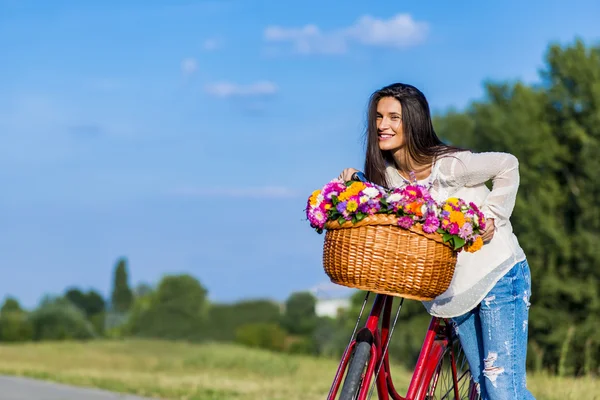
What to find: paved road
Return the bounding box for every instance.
[0,376,158,400]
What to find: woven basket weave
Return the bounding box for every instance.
[322,214,457,301]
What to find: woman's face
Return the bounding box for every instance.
[376,96,404,153]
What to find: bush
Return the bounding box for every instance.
[29,297,96,341]
[0,312,34,342]
[206,300,281,342]
[235,323,286,352]
[286,336,318,355]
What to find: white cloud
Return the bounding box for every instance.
[203,38,221,51]
[171,185,297,199]
[204,81,278,98]
[264,13,428,55]
[264,25,347,54]
[181,57,198,76]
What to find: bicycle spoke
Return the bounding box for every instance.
[424,327,479,400]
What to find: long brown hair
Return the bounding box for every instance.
[363,83,464,187]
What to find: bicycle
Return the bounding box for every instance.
[326,172,480,400]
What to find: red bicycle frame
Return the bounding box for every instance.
[327,293,457,400]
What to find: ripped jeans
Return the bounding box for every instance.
[451,260,536,400]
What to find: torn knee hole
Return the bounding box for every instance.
[483,352,505,386]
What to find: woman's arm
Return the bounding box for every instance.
[439,151,520,228]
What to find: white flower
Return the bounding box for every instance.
[360,195,369,204]
[363,187,380,199]
[421,204,429,215]
[316,194,324,204]
[387,193,402,203]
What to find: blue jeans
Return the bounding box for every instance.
[451,260,536,400]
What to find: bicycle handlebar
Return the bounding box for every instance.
[351,171,367,183]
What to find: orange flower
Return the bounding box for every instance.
[466,237,483,253]
[406,201,424,216]
[338,182,366,201]
[449,211,466,227]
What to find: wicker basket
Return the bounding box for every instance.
[322,214,457,301]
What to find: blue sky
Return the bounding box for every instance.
[1,0,599,308]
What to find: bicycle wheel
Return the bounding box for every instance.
[418,338,480,400]
[338,341,371,400]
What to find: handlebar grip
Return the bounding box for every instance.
[351,171,367,182]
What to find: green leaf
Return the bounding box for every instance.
[351,215,358,224]
[337,216,346,226]
[356,212,366,222]
[453,237,466,250]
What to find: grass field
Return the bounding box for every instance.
[0,340,597,400]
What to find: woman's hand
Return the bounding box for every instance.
[337,168,359,182]
[481,218,496,243]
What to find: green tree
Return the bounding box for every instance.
[128,274,208,340]
[65,288,105,318]
[281,291,318,336]
[110,258,133,313]
[433,38,600,375]
[1,297,23,314]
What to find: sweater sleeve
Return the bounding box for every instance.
[438,151,520,228]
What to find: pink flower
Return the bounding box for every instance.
[323,181,347,199]
[308,206,327,229]
[423,214,440,234]
[448,222,460,235]
[398,216,414,229]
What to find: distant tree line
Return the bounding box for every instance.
[1,39,598,378]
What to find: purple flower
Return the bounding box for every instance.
[336,201,347,214]
[358,202,370,213]
[422,214,440,234]
[397,216,414,229]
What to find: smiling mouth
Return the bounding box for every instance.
[378,133,394,140]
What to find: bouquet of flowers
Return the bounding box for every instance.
[306,179,486,253]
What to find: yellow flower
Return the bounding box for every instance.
[449,211,466,227]
[446,198,460,205]
[346,199,358,212]
[309,190,321,206]
[324,204,331,210]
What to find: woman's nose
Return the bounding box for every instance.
[378,117,390,130]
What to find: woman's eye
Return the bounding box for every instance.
[391,116,400,121]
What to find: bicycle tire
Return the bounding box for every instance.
[339,341,372,400]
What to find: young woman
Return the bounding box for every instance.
[337,83,535,399]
